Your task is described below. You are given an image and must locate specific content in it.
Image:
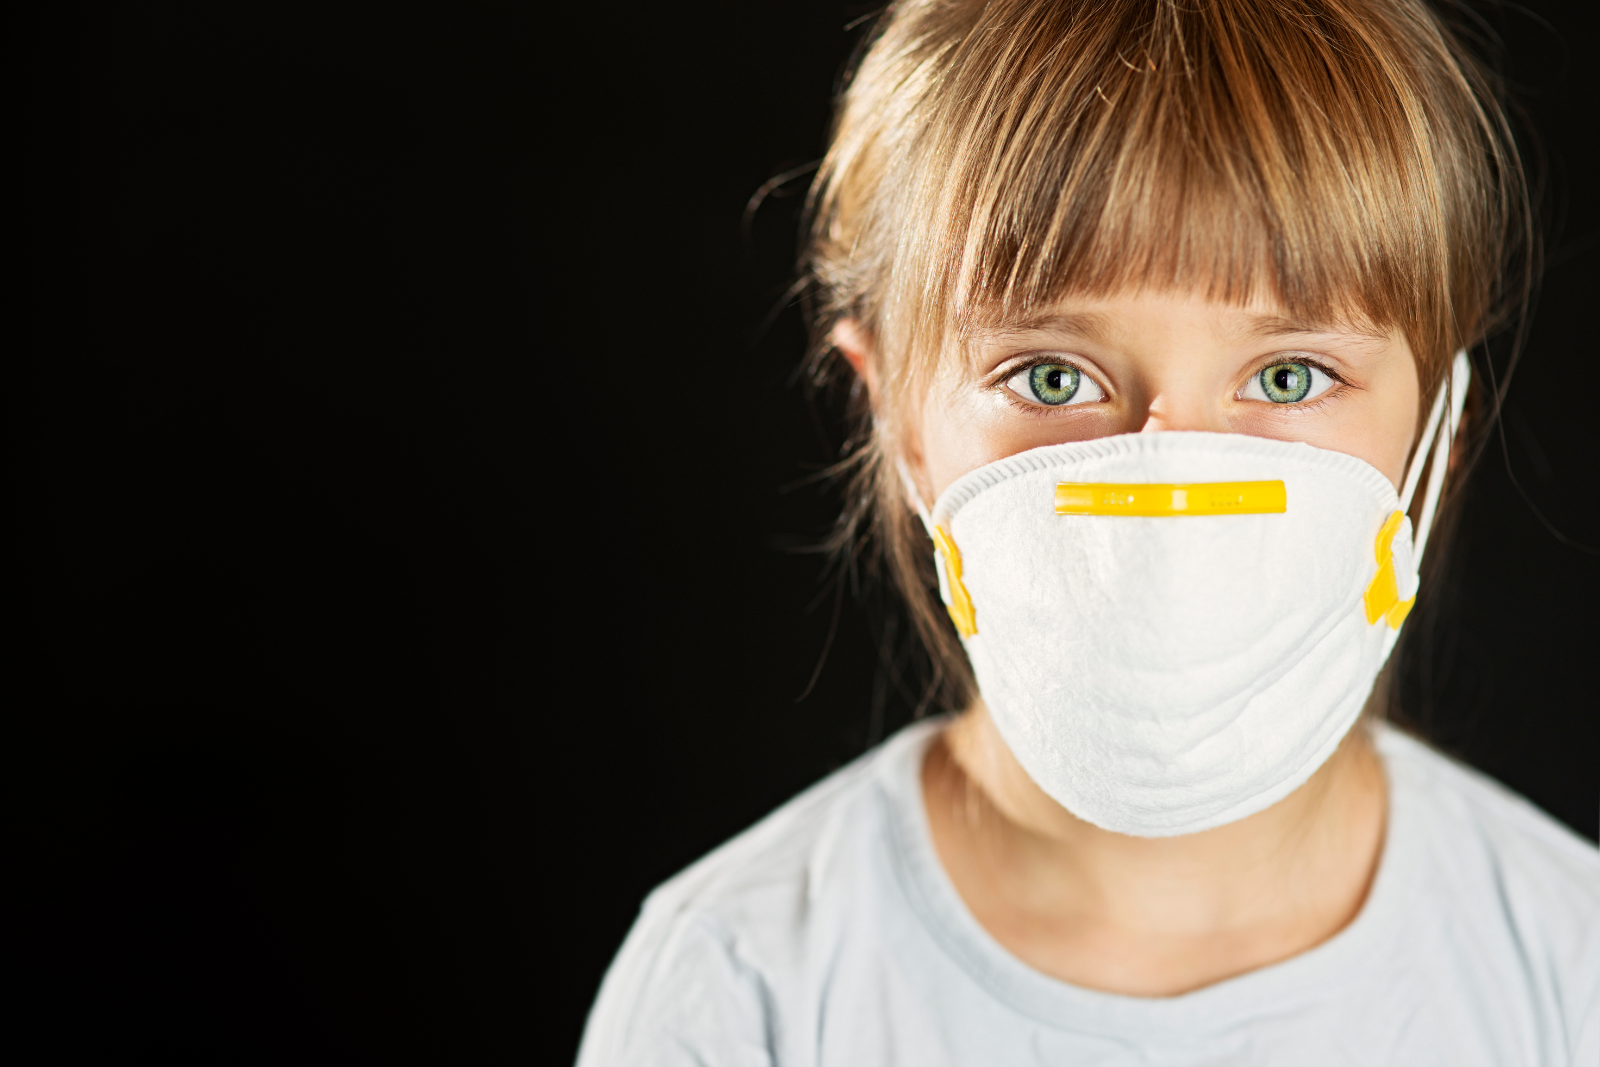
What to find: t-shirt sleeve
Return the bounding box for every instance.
[576,903,774,1067]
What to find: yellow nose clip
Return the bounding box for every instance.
[1363,510,1416,629]
[1054,481,1287,516]
[931,526,978,638]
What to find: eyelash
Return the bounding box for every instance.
[994,356,1106,415]
[1242,356,1352,410]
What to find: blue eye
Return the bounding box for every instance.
[1005,362,1107,407]
[1242,360,1334,404]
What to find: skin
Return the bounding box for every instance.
[835,287,1421,997]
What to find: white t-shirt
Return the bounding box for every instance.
[578,721,1600,1066]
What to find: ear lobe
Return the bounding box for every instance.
[831,319,876,391]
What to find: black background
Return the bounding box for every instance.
[33,2,1597,1061]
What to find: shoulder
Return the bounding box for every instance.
[642,724,916,922]
[576,721,941,1067]
[1375,724,1600,1062]
[1377,723,1600,910]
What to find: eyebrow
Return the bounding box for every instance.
[1243,314,1391,343]
[969,307,1393,348]
[971,311,1115,345]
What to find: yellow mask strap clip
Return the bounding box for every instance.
[1362,510,1415,628]
[931,526,977,638]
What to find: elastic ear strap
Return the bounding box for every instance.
[1412,352,1472,563]
[896,458,935,537]
[1448,349,1470,436]
[1399,377,1448,513]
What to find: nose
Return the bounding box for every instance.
[1137,393,1226,433]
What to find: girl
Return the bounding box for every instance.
[580,1,1599,1062]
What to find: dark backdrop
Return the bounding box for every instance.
[34,2,1597,1062]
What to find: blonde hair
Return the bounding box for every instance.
[802,0,1531,713]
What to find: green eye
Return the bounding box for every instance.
[1004,360,1107,407]
[1029,364,1081,405]
[1259,362,1313,403]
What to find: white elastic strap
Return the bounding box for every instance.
[1448,349,1470,436]
[1398,381,1447,514]
[1411,351,1471,563]
[897,458,936,537]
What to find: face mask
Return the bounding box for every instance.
[914,353,1469,837]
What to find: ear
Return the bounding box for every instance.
[832,319,934,515]
[831,318,878,396]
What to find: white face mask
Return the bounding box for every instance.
[914,353,1469,837]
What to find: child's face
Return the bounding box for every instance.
[903,288,1421,505]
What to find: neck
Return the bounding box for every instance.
[923,700,1387,996]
